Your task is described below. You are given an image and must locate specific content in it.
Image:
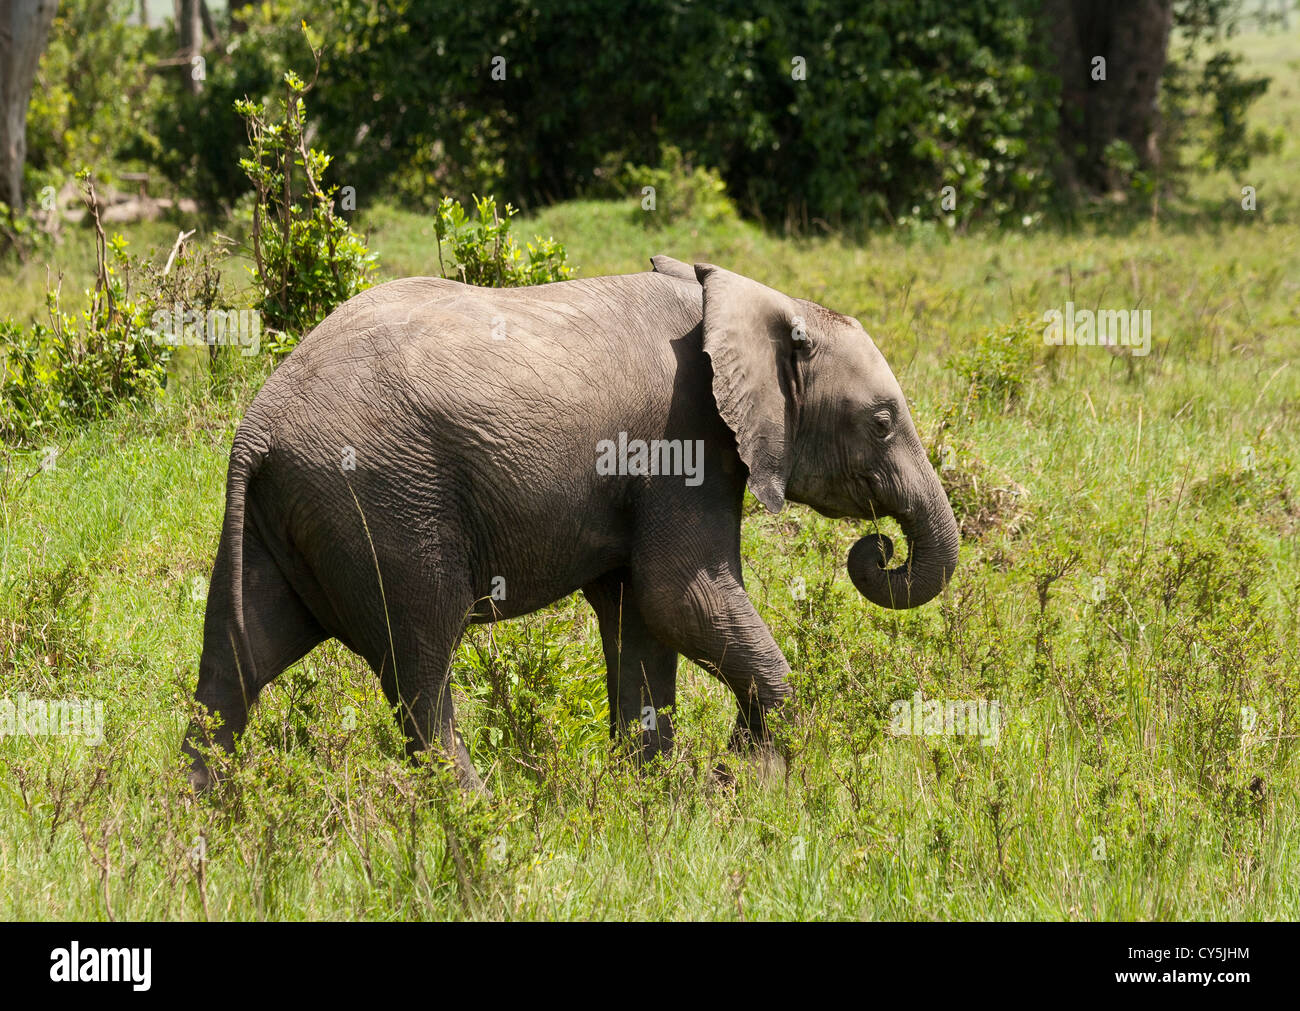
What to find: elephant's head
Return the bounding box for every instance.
[683,259,959,609]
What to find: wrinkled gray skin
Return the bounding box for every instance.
[183,257,958,791]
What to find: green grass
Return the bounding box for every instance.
[1,28,1298,920]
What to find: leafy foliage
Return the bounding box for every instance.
[0,202,52,263]
[0,175,234,442]
[24,0,165,194]
[0,226,164,441]
[1161,27,1274,182]
[603,145,737,227]
[236,62,377,351]
[203,0,1057,230]
[19,1,1277,235]
[150,4,305,211]
[946,318,1039,410]
[433,195,572,287]
[458,619,607,781]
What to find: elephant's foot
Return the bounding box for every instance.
[609,717,675,771]
[749,744,787,782]
[712,709,788,788]
[454,759,487,793]
[448,728,488,792]
[707,761,737,791]
[182,712,238,796]
[411,736,488,794]
[708,746,786,791]
[187,759,214,795]
[184,743,238,795]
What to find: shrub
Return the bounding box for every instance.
[117,1,1273,231]
[946,318,1039,410]
[927,432,1032,542]
[611,145,737,227]
[1157,8,1274,187]
[0,202,53,263]
[0,247,165,442]
[236,57,376,352]
[434,195,573,287]
[25,0,165,196]
[215,0,1057,230]
[458,618,606,782]
[0,176,230,441]
[150,3,305,212]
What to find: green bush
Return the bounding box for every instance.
[0,242,165,442]
[610,145,737,227]
[122,1,1271,232]
[25,0,165,195]
[458,619,606,781]
[222,0,1057,230]
[434,195,573,287]
[946,318,1039,410]
[1158,7,1274,184]
[236,63,377,352]
[0,202,53,263]
[150,2,306,212]
[24,1,1272,235]
[0,175,235,442]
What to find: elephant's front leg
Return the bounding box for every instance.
[636,562,794,756]
[583,571,678,761]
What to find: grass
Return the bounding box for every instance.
[1,27,1298,920]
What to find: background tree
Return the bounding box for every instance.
[0,0,59,210]
[1044,0,1272,196]
[7,0,1282,229]
[176,0,203,95]
[1044,0,1174,192]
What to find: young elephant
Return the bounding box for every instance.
[183,256,958,790]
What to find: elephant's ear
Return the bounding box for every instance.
[650,255,698,283]
[695,262,804,513]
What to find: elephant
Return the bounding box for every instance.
[182,255,959,791]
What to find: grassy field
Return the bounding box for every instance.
[1,30,1298,920]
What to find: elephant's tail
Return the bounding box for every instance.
[224,434,268,692]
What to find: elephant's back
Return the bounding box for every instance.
[237,271,703,485]
[251,272,700,422]
[295,271,699,353]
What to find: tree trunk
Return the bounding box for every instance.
[199,0,218,46]
[0,0,59,211]
[1044,0,1174,193]
[176,0,203,95]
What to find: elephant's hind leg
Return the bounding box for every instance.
[584,570,679,762]
[184,531,325,791]
[370,603,482,791]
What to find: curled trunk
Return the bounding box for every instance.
[847,484,959,609]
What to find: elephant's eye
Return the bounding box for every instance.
[870,409,893,439]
